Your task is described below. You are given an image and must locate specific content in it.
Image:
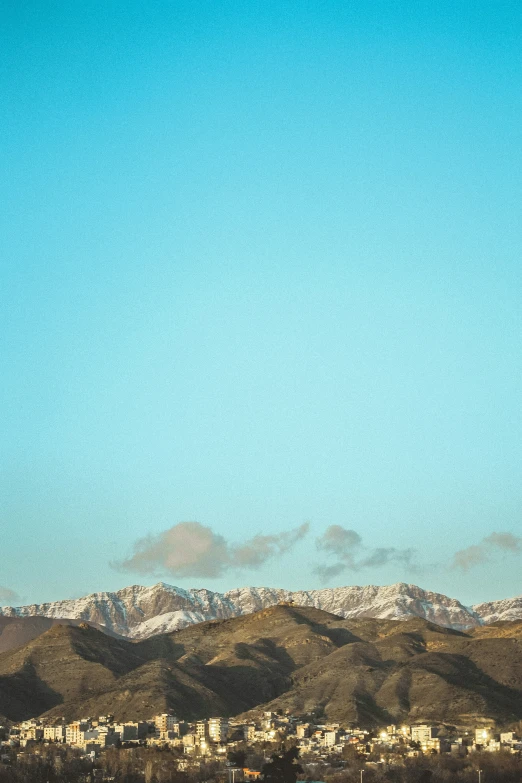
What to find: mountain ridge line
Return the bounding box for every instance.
[1,581,521,640]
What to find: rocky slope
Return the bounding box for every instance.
[1,605,522,727]
[473,596,522,625]
[0,616,122,653]
[0,582,520,639]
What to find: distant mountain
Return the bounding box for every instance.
[1,605,522,727]
[473,596,522,625]
[1,582,520,639]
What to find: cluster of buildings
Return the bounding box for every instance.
[0,715,237,758]
[1,712,521,769]
[367,724,522,756]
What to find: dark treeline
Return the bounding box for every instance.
[1,746,521,783]
[310,752,522,783]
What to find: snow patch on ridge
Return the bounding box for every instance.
[1,582,520,639]
[472,595,522,625]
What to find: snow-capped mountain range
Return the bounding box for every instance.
[0,582,520,639]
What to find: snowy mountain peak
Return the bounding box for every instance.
[471,594,522,625]
[1,582,519,639]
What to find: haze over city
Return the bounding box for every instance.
[1,1,521,608]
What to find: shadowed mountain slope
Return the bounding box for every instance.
[0,616,123,654]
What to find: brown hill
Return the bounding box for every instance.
[0,616,123,654]
[0,605,521,727]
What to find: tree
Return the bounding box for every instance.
[261,747,303,783]
[228,749,247,768]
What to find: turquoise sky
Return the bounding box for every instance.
[1,1,521,606]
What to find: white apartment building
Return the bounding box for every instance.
[411,725,438,744]
[44,726,65,741]
[475,728,494,745]
[114,723,138,742]
[155,714,178,732]
[208,718,229,743]
[66,722,89,745]
[324,731,340,747]
[183,733,197,750]
[21,727,43,741]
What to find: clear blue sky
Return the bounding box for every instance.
[1,1,521,606]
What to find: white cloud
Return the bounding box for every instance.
[0,586,21,605]
[315,524,415,581]
[114,521,309,579]
[451,531,522,572]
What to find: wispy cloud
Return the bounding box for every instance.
[451,532,522,572]
[234,524,310,567]
[113,521,309,579]
[0,586,21,605]
[315,524,416,581]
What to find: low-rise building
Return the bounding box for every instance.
[411,725,438,744]
[43,726,65,742]
[475,728,494,746]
